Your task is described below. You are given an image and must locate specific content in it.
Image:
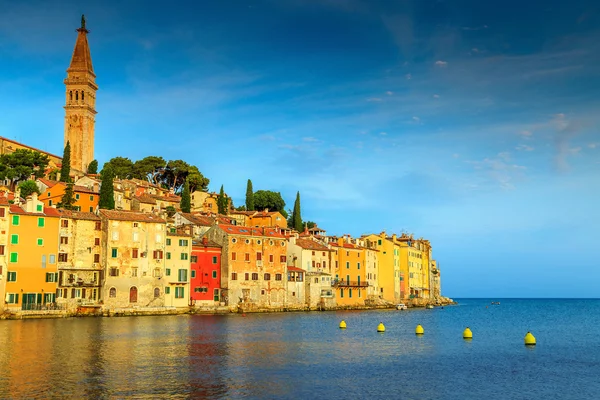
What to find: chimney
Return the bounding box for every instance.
[202,236,208,245]
[392,234,397,242]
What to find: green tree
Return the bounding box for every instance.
[57,182,77,210]
[158,160,209,193]
[236,205,247,211]
[17,180,40,198]
[305,221,316,229]
[100,157,134,180]
[185,169,209,193]
[87,159,98,174]
[290,191,303,232]
[180,179,191,213]
[165,205,177,217]
[133,156,166,184]
[0,149,49,190]
[217,185,227,215]
[245,179,254,211]
[60,141,71,182]
[253,190,287,217]
[98,166,115,210]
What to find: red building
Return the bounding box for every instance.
[191,237,222,304]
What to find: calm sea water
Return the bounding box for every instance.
[1,299,599,399]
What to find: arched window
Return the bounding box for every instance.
[109,287,116,298]
[75,91,78,101]
[129,286,138,303]
[154,288,160,298]
[82,91,85,101]
[69,91,73,101]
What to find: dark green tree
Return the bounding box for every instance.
[165,205,177,217]
[253,190,287,217]
[98,166,115,210]
[100,157,135,180]
[236,205,247,211]
[133,156,166,184]
[217,185,227,215]
[0,149,50,190]
[245,179,254,211]
[305,221,316,229]
[180,179,191,213]
[291,191,303,232]
[60,141,71,183]
[57,182,77,210]
[87,159,98,174]
[17,180,40,198]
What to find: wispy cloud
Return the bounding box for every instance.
[516,144,534,151]
[302,136,320,142]
[435,60,448,67]
[386,91,393,96]
[588,143,598,149]
[467,152,526,190]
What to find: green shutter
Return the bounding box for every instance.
[36,204,43,212]
[165,287,170,294]
[10,234,18,245]
[10,253,18,263]
[38,217,45,227]
[12,215,19,225]
[166,268,171,276]
[37,238,43,246]
[166,252,171,260]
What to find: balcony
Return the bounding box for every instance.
[62,279,100,287]
[332,279,368,288]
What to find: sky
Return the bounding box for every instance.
[0,0,599,298]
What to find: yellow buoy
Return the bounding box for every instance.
[524,331,536,346]
[463,327,473,339]
[339,320,347,329]
[377,322,385,333]
[415,324,424,335]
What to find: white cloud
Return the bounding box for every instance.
[386,91,393,96]
[412,116,421,123]
[435,60,448,67]
[379,132,387,136]
[433,94,440,99]
[588,143,598,149]
[569,147,582,154]
[302,136,320,142]
[516,144,534,151]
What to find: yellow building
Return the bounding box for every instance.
[164,226,192,308]
[396,235,431,299]
[0,197,10,312]
[363,233,402,303]
[331,236,368,306]
[56,210,103,310]
[4,194,61,310]
[99,210,167,309]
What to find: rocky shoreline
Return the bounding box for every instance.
[0,297,456,320]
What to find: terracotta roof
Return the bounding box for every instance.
[166,226,193,237]
[219,224,285,238]
[0,197,9,206]
[308,226,325,232]
[38,178,59,188]
[98,209,165,223]
[134,194,157,204]
[73,185,99,194]
[68,25,95,75]
[295,238,331,252]
[192,239,222,248]
[0,136,62,160]
[58,209,100,221]
[179,212,214,226]
[230,210,255,216]
[152,194,180,202]
[287,266,305,272]
[9,204,61,217]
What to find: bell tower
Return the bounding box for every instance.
[64,14,97,173]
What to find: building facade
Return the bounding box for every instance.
[164,228,192,308]
[190,237,222,306]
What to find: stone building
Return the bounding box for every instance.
[99,210,166,309]
[204,224,288,310]
[64,15,97,173]
[56,210,103,311]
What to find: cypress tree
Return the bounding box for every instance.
[217,185,227,215]
[245,179,254,211]
[87,159,98,174]
[57,182,77,210]
[98,166,115,210]
[292,191,303,232]
[180,179,191,213]
[60,141,71,183]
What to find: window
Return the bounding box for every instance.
[6,293,19,304]
[191,255,198,263]
[166,268,171,276]
[58,253,68,262]
[165,287,170,294]
[231,252,237,261]
[245,273,249,281]
[10,234,18,245]
[11,215,19,225]
[0,245,4,255]
[357,262,361,269]
[275,273,282,281]
[130,287,138,303]
[0,208,4,217]
[256,252,262,261]
[269,254,274,263]
[280,255,286,263]
[191,270,196,278]
[75,194,80,200]
[179,239,189,246]
[212,256,218,264]
[112,231,119,240]
[231,238,237,243]
[180,253,188,260]
[94,254,100,263]
[340,289,344,298]
[131,268,138,277]
[154,288,160,298]
[61,219,69,228]
[231,272,238,280]
[95,221,101,230]
[7,271,17,281]
[212,270,217,279]
[133,222,138,228]
[111,248,118,258]
[312,251,315,256]
[49,254,56,264]
[132,248,139,258]
[9,253,18,263]
[297,273,303,282]
[166,238,171,246]
[264,273,271,280]
[214,288,220,302]
[45,272,58,282]
[132,232,139,242]
[38,217,45,227]
[36,204,43,212]
[252,273,258,280]
[94,237,100,246]
[281,241,285,247]
[323,261,327,269]
[166,252,171,260]
[155,234,162,243]
[109,268,119,277]
[346,262,350,269]
[178,269,188,282]
[244,253,250,262]
[153,250,164,259]
[175,287,184,299]
[90,195,94,201]
[60,237,68,245]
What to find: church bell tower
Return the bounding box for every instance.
[64,14,97,173]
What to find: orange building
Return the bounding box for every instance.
[331,236,368,306]
[3,194,61,310]
[204,224,288,310]
[37,179,99,212]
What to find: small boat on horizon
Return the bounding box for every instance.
[396,303,408,310]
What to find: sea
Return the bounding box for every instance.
[0,298,599,399]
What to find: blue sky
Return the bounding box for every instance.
[1,0,599,297]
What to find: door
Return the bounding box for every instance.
[22,293,37,310]
[129,287,138,303]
